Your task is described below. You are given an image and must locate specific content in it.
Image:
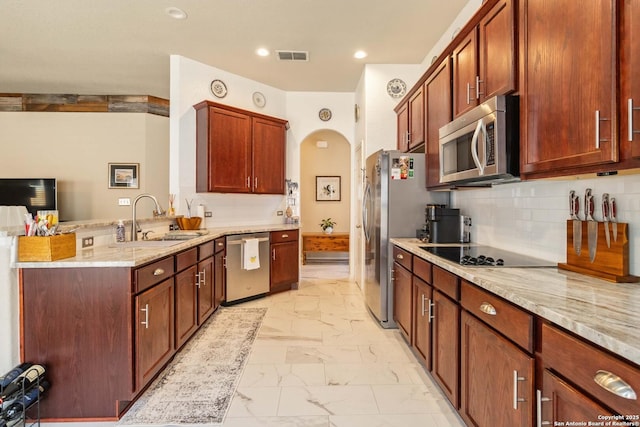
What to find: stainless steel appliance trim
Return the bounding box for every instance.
[227,237,269,245]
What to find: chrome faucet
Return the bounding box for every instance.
[131,194,164,241]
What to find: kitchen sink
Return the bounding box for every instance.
[108,240,184,248]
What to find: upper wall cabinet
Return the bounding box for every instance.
[621,0,640,162]
[519,0,617,177]
[194,101,288,195]
[453,0,516,118]
[425,58,452,189]
[396,86,425,152]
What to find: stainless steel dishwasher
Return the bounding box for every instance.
[225,232,270,304]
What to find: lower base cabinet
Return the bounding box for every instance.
[432,288,460,408]
[269,230,299,293]
[412,276,433,368]
[460,311,534,427]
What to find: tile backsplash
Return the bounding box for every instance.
[451,174,640,276]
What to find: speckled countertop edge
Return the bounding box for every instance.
[14,224,299,268]
[391,238,640,367]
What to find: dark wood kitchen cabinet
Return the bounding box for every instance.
[520,0,617,177]
[213,237,226,307]
[197,241,215,323]
[396,101,409,152]
[135,277,175,389]
[392,246,413,341]
[194,101,288,195]
[431,266,460,409]
[270,229,299,293]
[425,58,452,189]
[452,0,516,118]
[460,281,535,427]
[175,248,199,349]
[620,0,640,163]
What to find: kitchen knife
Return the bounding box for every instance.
[602,193,610,248]
[610,197,617,242]
[585,188,597,263]
[569,190,581,256]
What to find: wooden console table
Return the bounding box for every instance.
[302,232,350,264]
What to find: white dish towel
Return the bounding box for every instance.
[242,238,260,270]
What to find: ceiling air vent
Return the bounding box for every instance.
[276,50,309,61]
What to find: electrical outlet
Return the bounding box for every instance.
[204,211,213,218]
[118,198,131,206]
[169,224,179,231]
[82,237,94,248]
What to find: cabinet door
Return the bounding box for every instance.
[214,250,226,307]
[520,0,617,175]
[408,86,425,150]
[197,256,215,324]
[478,0,516,101]
[621,0,640,160]
[538,370,613,426]
[135,278,175,389]
[412,276,433,369]
[397,102,409,152]
[460,311,534,427]
[452,28,478,118]
[207,107,252,193]
[270,241,299,293]
[175,265,198,349]
[252,117,286,194]
[393,262,413,341]
[425,59,452,189]
[432,289,460,408]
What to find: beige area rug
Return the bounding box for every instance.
[117,307,267,426]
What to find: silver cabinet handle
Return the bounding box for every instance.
[396,254,404,260]
[421,294,426,316]
[466,82,471,105]
[195,271,201,288]
[255,177,258,189]
[628,98,640,141]
[593,370,638,400]
[536,390,551,427]
[217,241,224,247]
[223,255,227,268]
[200,269,206,287]
[428,299,435,322]
[282,234,289,238]
[247,176,251,188]
[513,370,526,409]
[406,131,410,145]
[595,110,611,149]
[272,248,276,260]
[475,75,483,99]
[153,268,165,276]
[140,304,149,329]
[480,302,497,316]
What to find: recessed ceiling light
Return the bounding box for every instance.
[354,50,368,59]
[165,7,187,20]
[256,48,270,57]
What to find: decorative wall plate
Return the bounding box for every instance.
[252,91,266,108]
[210,79,227,98]
[318,108,332,121]
[387,78,406,98]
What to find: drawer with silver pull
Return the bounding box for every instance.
[461,280,533,352]
[270,229,299,243]
[392,246,412,271]
[541,322,640,415]
[135,256,175,293]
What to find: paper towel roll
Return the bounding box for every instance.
[196,204,205,221]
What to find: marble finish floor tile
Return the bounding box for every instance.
[225,264,465,427]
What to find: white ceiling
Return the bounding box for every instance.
[1,0,469,99]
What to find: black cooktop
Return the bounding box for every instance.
[420,245,555,267]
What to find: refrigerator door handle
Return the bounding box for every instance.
[362,181,372,242]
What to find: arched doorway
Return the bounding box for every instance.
[299,130,351,266]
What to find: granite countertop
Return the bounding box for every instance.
[14,224,299,269]
[391,238,640,367]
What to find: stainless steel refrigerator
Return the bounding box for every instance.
[362,150,449,328]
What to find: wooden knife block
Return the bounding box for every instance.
[558,220,639,282]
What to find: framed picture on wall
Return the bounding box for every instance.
[316,176,341,201]
[108,163,139,188]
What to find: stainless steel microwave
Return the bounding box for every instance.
[439,95,519,186]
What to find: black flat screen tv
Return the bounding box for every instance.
[0,178,58,217]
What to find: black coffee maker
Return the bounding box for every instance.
[425,205,460,243]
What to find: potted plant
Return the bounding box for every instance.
[320,218,336,234]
